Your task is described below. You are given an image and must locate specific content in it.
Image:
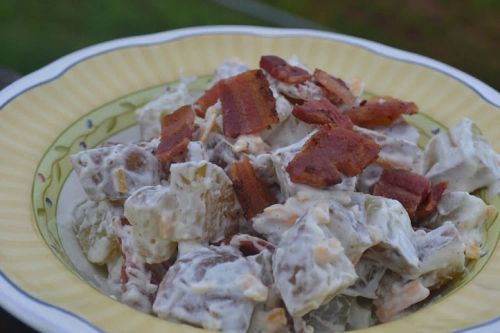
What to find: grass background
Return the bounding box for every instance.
[0,0,498,88]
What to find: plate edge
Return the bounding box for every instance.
[0,25,499,109]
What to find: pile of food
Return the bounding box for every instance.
[70,55,499,332]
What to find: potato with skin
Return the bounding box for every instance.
[360,195,420,278]
[71,143,160,201]
[67,56,499,331]
[124,161,242,264]
[374,273,429,322]
[424,191,497,259]
[153,245,268,333]
[114,219,159,313]
[136,80,195,141]
[414,222,465,289]
[72,200,121,265]
[424,119,500,193]
[307,296,352,332]
[124,185,177,264]
[272,207,357,317]
[168,161,242,241]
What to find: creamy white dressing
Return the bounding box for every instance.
[355,126,424,173]
[233,134,271,155]
[374,119,420,145]
[304,295,353,333]
[208,59,249,87]
[264,114,316,150]
[374,273,429,322]
[72,200,121,265]
[357,163,384,193]
[360,195,421,278]
[153,245,266,333]
[424,191,497,259]
[414,222,465,288]
[71,143,160,201]
[269,85,294,123]
[272,207,357,317]
[136,79,195,141]
[67,57,497,333]
[343,259,386,299]
[114,220,158,313]
[264,71,324,102]
[424,118,500,192]
[168,161,242,241]
[186,141,209,162]
[124,185,177,263]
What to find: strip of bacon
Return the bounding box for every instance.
[286,126,380,187]
[229,156,278,219]
[282,94,305,106]
[260,55,311,84]
[372,168,431,220]
[416,181,448,220]
[193,81,221,117]
[156,105,194,168]
[313,69,356,106]
[292,97,353,128]
[345,97,418,128]
[220,69,279,138]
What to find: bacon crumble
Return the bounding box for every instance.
[286,126,381,187]
[313,69,356,106]
[193,81,222,117]
[220,69,279,138]
[415,181,448,220]
[372,168,445,220]
[345,97,418,128]
[156,105,195,168]
[259,55,311,84]
[292,97,353,128]
[229,156,278,219]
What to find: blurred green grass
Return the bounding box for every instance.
[0,0,498,89]
[267,0,500,89]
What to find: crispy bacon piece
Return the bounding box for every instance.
[229,156,278,219]
[220,69,279,138]
[282,94,305,106]
[193,81,222,117]
[259,55,311,84]
[292,97,353,128]
[416,181,448,220]
[345,97,418,128]
[372,168,432,219]
[156,105,194,167]
[119,216,130,226]
[229,234,275,256]
[286,126,380,187]
[313,69,356,106]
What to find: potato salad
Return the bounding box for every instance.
[70,55,499,332]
